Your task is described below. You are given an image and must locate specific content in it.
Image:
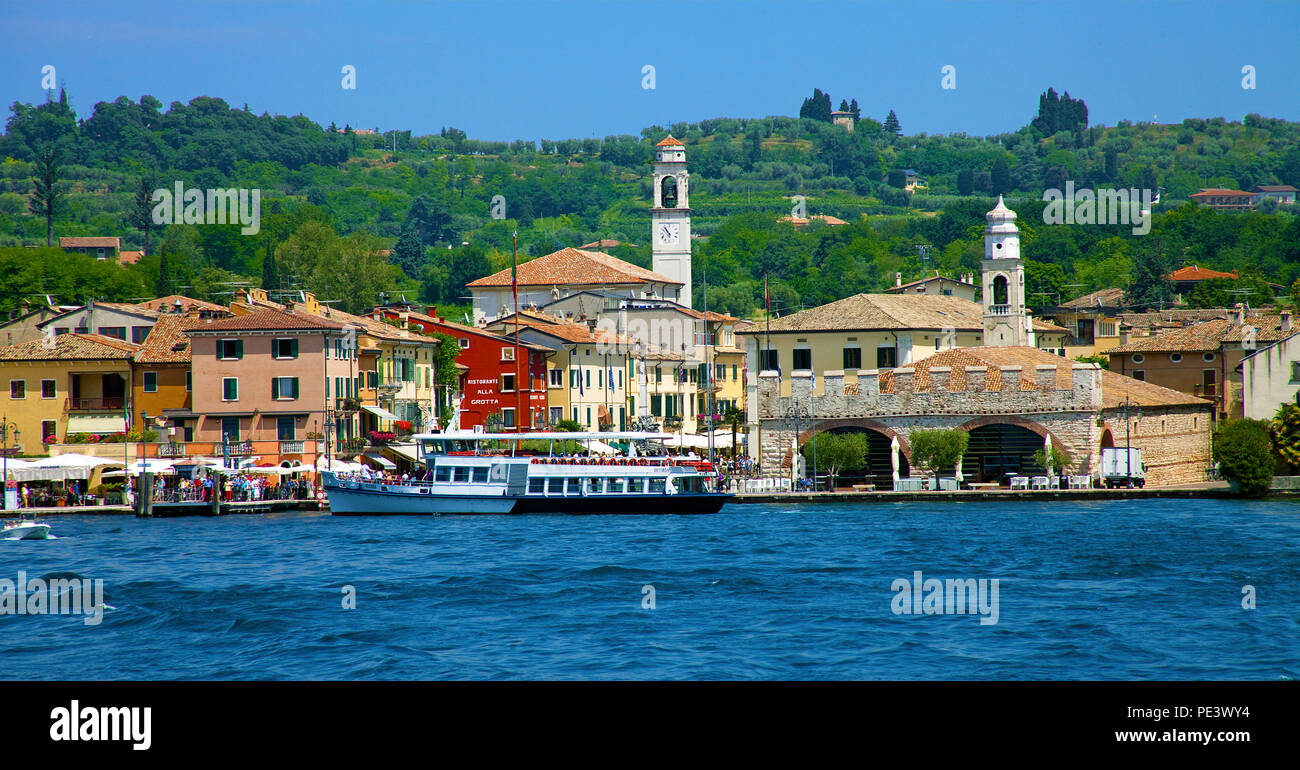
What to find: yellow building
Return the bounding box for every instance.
[0,333,139,457]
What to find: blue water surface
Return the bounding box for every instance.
[1,498,1297,680]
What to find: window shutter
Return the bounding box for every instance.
[234,340,244,360]
[292,378,300,399]
[271,378,280,400]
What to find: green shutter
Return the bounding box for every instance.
[271,378,280,400]
[291,378,300,399]
[234,340,244,360]
[290,338,298,359]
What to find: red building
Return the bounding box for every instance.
[373,305,549,431]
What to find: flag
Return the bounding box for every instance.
[578,366,584,396]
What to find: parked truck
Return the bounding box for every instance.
[1101,447,1145,488]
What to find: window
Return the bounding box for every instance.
[1203,369,1217,396]
[185,371,192,392]
[271,377,300,400]
[609,478,625,493]
[41,420,57,442]
[367,371,378,388]
[501,347,515,361]
[529,478,546,494]
[277,417,296,441]
[1131,353,1145,364]
[502,408,516,428]
[629,478,646,494]
[459,338,470,349]
[876,347,897,369]
[586,478,604,494]
[843,347,862,369]
[453,466,470,482]
[550,406,562,424]
[759,349,778,371]
[501,374,516,392]
[651,395,662,416]
[1169,353,1183,363]
[9,380,24,399]
[221,417,240,442]
[1132,370,1145,382]
[41,380,55,399]
[550,369,562,387]
[585,370,591,389]
[143,372,158,393]
[218,339,243,360]
[131,326,150,343]
[649,478,667,494]
[1292,362,1300,383]
[1203,353,1216,362]
[222,377,239,401]
[273,338,299,359]
[435,467,451,482]
[566,478,582,494]
[472,467,488,483]
[97,326,125,339]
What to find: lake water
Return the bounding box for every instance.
[2,498,1297,680]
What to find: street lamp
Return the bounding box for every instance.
[785,401,817,491]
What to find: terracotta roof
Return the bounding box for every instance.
[1033,318,1069,334]
[735,293,984,334]
[408,312,551,353]
[186,307,346,333]
[888,274,978,292]
[134,295,229,315]
[1253,185,1299,193]
[134,315,203,364]
[490,315,630,346]
[1189,189,1253,198]
[1167,265,1237,282]
[1109,315,1293,354]
[0,332,138,361]
[1119,308,1226,331]
[467,247,682,288]
[579,239,637,250]
[656,136,684,147]
[118,250,143,265]
[896,346,1206,408]
[59,237,120,249]
[1062,287,1126,309]
[780,214,850,227]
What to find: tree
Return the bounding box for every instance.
[799,88,833,123]
[1271,403,1300,475]
[909,428,969,481]
[801,431,867,489]
[956,169,974,196]
[1212,418,1274,497]
[392,224,425,279]
[129,176,155,257]
[849,98,861,121]
[991,156,1012,195]
[1031,88,1088,135]
[883,109,901,135]
[887,169,907,189]
[28,144,60,246]
[154,252,172,297]
[1128,238,1177,311]
[1033,444,1070,474]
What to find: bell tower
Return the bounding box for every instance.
[981,196,1032,347]
[651,136,692,307]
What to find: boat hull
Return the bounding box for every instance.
[2,523,52,540]
[323,479,732,516]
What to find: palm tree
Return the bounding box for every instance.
[722,405,744,458]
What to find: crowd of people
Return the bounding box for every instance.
[159,473,314,503]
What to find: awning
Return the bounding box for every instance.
[67,415,127,434]
[362,453,396,470]
[361,405,401,421]
[384,443,420,463]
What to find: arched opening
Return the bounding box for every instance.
[1099,429,1114,449]
[800,426,909,491]
[963,423,1049,483]
[992,275,1009,306]
[660,176,678,208]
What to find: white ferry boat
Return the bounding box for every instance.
[320,431,732,515]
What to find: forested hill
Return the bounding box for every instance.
[1,89,1298,321]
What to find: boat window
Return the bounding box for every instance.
[453,466,470,483]
[528,478,545,494]
[422,440,446,456]
[434,466,451,482]
[472,467,489,483]
[629,478,646,494]
[566,478,582,494]
[548,478,564,494]
[609,478,625,493]
[649,478,667,494]
[587,478,604,494]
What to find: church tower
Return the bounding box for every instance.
[651,136,692,307]
[981,196,1033,347]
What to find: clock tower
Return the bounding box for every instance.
[981,196,1033,347]
[651,136,692,307]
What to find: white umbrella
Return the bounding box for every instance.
[890,435,900,487]
[954,453,964,485]
[1043,433,1054,477]
[584,440,618,456]
[13,453,122,481]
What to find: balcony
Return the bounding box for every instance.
[377,378,403,393]
[66,397,125,411]
[224,440,254,456]
[157,442,187,457]
[986,304,1010,316]
[279,440,305,455]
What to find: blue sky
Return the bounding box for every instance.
[2,0,1297,141]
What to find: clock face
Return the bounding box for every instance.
[658,222,680,245]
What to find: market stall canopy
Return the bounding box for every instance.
[361,453,396,470]
[383,444,420,463]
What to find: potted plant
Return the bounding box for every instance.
[909,428,970,491]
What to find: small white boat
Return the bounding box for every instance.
[1,520,52,540]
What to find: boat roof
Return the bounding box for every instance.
[412,431,674,441]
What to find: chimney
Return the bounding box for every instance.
[1119,324,1130,346]
[1282,310,1292,332]
[895,272,902,287]
[1230,303,1245,326]
[19,298,30,314]
[426,306,437,318]
[284,299,294,313]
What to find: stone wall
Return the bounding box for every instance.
[1098,408,1211,487]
